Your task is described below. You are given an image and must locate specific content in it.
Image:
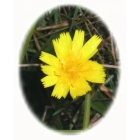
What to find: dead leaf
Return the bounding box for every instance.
[100,85,114,100]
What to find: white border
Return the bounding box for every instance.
[0,1,14,140]
[14,0,126,140]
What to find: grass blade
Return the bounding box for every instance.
[20,22,36,63]
[69,6,79,33]
[69,110,80,130]
[54,8,59,24]
[52,107,65,116]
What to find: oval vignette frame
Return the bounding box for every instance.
[19,4,120,134]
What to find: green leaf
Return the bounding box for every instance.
[27,48,37,53]
[90,90,110,115]
[90,101,106,115]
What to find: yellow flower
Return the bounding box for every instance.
[39,30,106,99]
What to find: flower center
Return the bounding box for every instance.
[60,57,82,81]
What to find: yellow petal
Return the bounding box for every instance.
[72,30,84,52]
[39,51,59,67]
[41,76,58,88]
[70,78,91,99]
[51,79,70,99]
[81,61,106,83]
[41,65,56,75]
[52,32,72,59]
[82,35,102,60]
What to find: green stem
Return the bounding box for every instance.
[83,92,91,130]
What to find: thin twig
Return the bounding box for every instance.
[34,27,69,40]
[103,64,119,69]
[33,34,41,51]
[89,113,101,127]
[19,64,42,67]
[36,21,69,31]
[86,17,103,39]
[42,106,53,121]
[110,33,117,65]
[63,7,67,15]
[19,64,119,69]
[100,85,114,100]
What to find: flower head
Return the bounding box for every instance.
[39,30,106,99]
